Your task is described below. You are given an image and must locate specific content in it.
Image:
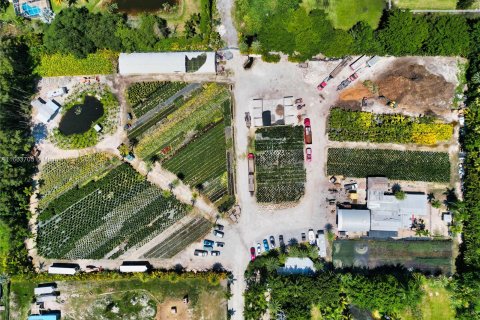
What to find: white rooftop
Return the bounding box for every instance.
[32,99,60,123]
[278,257,316,275]
[251,97,300,127]
[118,52,216,75]
[337,209,371,232]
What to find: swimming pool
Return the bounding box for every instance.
[21,3,41,17]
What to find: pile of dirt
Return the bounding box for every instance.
[338,59,456,113]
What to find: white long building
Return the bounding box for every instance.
[118,52,217,75]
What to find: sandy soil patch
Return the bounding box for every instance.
[157,299,192,320]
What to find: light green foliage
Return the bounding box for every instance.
[255,126,306,203]
[35,51,117,76]
[327,148,451,182]
[328,108,453,145]
[395,0,457,9]
[37,164,191,259]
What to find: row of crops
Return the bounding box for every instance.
[328,108,453,145]
[126,81,188,118]
[143,216,212,259]
[327,148,451,182]
[37,164,191,259]
[163,122,229,203]
[134,83,230,160]
[255,126,306,203]
[38,153,120,211]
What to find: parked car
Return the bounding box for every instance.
[250,247,256,261]
[308,229,316,245]
[305,148,312,162]
[344,183,358,191]
[263,239,270,252]
[124,123,131,130]
[304,118,312,145]
[301,232,307,242]
[203,239,215,247]
[279,235,284,246]
[215,224,224,231]
[256,243,261,255]
[215,242,225,247]
[127,112,133,121]
[348,73,359,81]
[213,230,224,238]
[269,236,276,248]
[194,249,208,256]
[317,81,327,91]
[211,251,221,256]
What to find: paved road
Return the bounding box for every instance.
[412,9,480,13]
[129,83,202,131]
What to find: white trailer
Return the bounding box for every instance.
[316,232,327,258]
[36,293,57,303]
[367,56,380,68]
[349,55,368,71]
[47,87,67,99]
[34,286,56,295]
[119,263,149,273]
[48,264,79,275]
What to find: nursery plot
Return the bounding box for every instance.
[126,81,188,118]
[143,216,212,259]
[327,148,451,182]
[163,123,228,203]
[38,153,118,210]
[37,164,190,259]
[255,126,306,203]
[134,83,230,160]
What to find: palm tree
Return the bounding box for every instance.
[269,299,281,318]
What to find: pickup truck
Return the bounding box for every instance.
[304,118,312,145]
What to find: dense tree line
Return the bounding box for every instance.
[236,4,474,60]
[244,251,424,319]
[42,3,221,59]
[0,31,37,274]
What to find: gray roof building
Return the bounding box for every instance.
[278,257,316,275]
[337,209,371,232]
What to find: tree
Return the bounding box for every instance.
[349,22,382,55]
[394,190,406,200]
[424,15,470,56]
[431,199,442,208]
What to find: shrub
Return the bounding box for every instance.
[261,53,281,63]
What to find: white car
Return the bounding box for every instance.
[213,230,224,238]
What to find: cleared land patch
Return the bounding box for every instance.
[255,126,306,203]
[327,148,450,182]
[37,164,191,259]
[394,0,457,9]
[333,239,453,274]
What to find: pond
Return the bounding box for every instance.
[58,96,104,136]
[114,0,177,14]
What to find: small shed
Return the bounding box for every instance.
[94,124,102,132]
[34,285,56,296]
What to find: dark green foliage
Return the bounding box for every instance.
[349,22,382,55]
[457,0,475,9]
[424,15,470,56]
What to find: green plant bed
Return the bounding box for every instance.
[328,108,453,145]
[327,148,451,182]
[35,51,117,77]
[37,164,191,259]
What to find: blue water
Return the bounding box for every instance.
[21,3,41,17]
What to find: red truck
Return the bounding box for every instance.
[304,118,312,145]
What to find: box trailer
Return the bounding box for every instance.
[316,231,327,258]
[349,55,368,71]
[119,262,150,273]
[48,263,79,275]
[248,153,255,173]
[36,293,57,303]
[367,56,380,68]
[248,173,255,195]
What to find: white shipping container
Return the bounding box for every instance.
[316,234,327,258]
[119,265,149,273]
[34,286,56,295]
[48,266,78,275]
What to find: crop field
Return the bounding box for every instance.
[10,274,227,320]
[143,216,212,258]
[255,126,306,203]
[135,83,230,160]
[333,239,453,274]
[126,81,188,118]
[163,123,228,203]
[38,153,119,210]
[37,164,191,259]
[327,148,451,182]
[394,0,457,9]
[302,0,384,30]
[328,108,453,145]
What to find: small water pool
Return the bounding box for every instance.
[58,96,104,136]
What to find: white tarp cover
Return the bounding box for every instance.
[119,52,216,75]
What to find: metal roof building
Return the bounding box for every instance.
[278,257,316,275]
[118,52,217,75]
[337,209,371,232]
[31,98,60,123]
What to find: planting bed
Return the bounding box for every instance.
[38,153,118,210]
[333,239,453,274]
[163,122,228,203]
[255,126,306,203]
[37,164,190,259]
[126,81,187,118]
[143,216,212,259]
[328,108,453,145]
[327,148,451,182]
[134,83,230,160]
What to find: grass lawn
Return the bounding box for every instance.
[0,3,16,21]
[51,0,103,13]
[10,275,226,320]
[0,220,10,274]
[402,279,455,320]
[394,0,457,9]
[302,0,385,30]
[158,0,200,32]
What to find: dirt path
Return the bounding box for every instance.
[326,140,452,153]
[216,0,238,48]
